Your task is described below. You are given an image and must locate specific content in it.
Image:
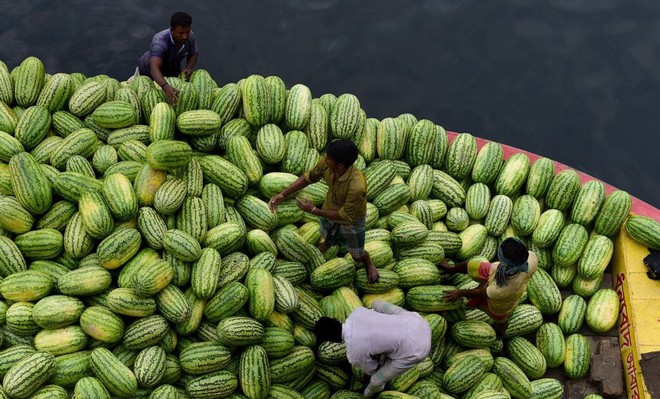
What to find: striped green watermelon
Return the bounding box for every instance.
[445,133,477,180]
[563,334,591,379]
[585,289,620,333]
[535,322,566,368]
[495,153,530,196]
[330,93,362,140]
[14,56,46,107]
[593,190,632,237]
[625,215,660,250]
[242,75,269,127]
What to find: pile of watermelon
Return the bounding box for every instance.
[0,55,658,399]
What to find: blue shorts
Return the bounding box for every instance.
[319,217,366,258]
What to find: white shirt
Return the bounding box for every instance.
[341,301,431,397]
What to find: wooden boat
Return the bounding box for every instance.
[450,131,659,398]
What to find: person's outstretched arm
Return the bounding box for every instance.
[295,197,342,221]
[371,300,407,315]
[269,157,327,212]
[363,358,414,398]
[443,283,488,302]
[268,175,311,212]
[438,259,468,273]
[295,168,365,223]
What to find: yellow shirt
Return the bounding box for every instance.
[467,251,539,317]
[303,156,367,223]
[485,251,539,316]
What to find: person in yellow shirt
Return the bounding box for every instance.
[269,139,379,282]
[439,237,538,338]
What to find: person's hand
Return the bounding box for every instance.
[443,290,463,302]
[182,66,193,80]
[438,260,453,272]
[363,383,383,399]
[438,260,449,272]
[268,193,285,213]
[295,197,315,213]
[367,264,380,283]
[163,84,179,105]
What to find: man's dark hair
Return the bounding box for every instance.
[326,139,359,167]
[314,316,343,343]
[499,237,528,266]
[171,12,192,28]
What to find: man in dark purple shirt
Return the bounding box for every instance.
[138,12,199,104]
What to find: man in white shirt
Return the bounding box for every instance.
[314,300,431,398]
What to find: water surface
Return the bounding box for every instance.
[1,0,658,207]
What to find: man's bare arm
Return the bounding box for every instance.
[363,359,412,398]
[438,260,468,273]
[302,202,342,221]
[444,283,488,302]
[150,57,178,104]
[183,52,198,78]
[268,175,311,212]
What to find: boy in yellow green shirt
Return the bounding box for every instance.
[269,139,379,283]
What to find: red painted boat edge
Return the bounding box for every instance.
[447,132,660,220]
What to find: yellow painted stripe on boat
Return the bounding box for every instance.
[613,224,660,399]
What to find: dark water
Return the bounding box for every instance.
[1,0,659,208]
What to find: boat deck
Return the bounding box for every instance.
[447,132,660,398]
